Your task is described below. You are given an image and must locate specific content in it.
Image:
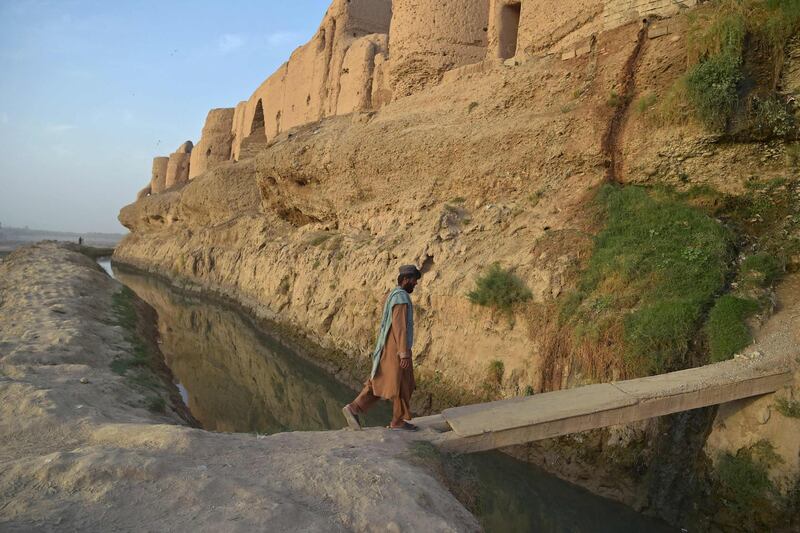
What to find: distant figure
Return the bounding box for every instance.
[78,237,83,246]
[342,265,421,431]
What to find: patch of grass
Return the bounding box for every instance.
[775,397,800,418]
[715,440,783,528]
[634,92,657,114]
[558,185,734,376]
[467,263,532,315]
[487,360,504,384]
[146,396,166,413]
[705,295,759,362]
[606,90,629,109]
[740,253,783,287]
[308,232,332,246]
[787,143,800,168]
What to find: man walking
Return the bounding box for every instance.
[342,265,421,431]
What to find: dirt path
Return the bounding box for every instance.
[0,243,478,532]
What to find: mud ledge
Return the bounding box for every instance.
[0,242,479,531]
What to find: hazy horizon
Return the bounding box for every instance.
[0,0,331,234]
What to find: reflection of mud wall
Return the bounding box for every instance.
[389,0,489,97]
[115,270,384,433]
[232,0,392,152]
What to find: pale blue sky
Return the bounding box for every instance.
[0,0,331,233]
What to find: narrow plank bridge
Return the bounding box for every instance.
[412,354,793,453]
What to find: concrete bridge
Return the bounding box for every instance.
[412,354,793,453]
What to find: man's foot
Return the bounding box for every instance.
[342,405,362,430]
[388,422,418,432]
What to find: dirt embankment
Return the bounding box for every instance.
[0,242,478,532]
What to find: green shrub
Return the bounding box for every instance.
[634,92,657,114]
[740,253,782,287]
[706,295,760,362]
[467,263,532,314]
[606,90,628,109]
[775,398,800,418]
[749,95,795,138]
[487,360,505,386]
[685,52,743,131]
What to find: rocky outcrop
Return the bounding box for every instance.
[189,108,235,180]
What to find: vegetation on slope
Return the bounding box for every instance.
[659,0,800,136]
[550,185,734,377]
[540,176,799,383]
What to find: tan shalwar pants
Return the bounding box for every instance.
[350,365,414,425]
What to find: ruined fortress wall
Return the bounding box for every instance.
[189,108,235,180]
[150,157,169,194]
[230,0,392,156]
[230,101,248,162]
[337,34,389,115]
[487,0,696,59]
[165,142,193,189]
[388,0,489,97]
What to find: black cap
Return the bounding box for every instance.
[399,264,422,279]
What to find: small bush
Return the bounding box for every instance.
[740,253,782,287]
[467,263,532,314]
[685,52,743,131]
[749,95,795,138]
[487,360,505,387]
[634,92,657,114]
[706,295,760,362]
[775,398,800,418]
[607,90,628,109]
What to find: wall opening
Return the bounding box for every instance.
[498,2,521,59]
[250,100,265,134]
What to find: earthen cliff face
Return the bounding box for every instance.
[136,0,693,198]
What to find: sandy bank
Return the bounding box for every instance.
[0,242,478,532]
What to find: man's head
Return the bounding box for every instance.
[397,264,422,293]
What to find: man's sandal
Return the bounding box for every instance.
[388,422,418,431]
[341,405,362,430]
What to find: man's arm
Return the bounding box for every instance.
[391,304,412,369]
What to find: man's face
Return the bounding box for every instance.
[401,276,419,293]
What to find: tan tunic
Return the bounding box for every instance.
[371,303,415,401]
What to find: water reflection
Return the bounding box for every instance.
[469,452,677,533]
[114,267,390,434]
[97,258,114,277]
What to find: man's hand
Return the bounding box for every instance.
[400,357,412,370]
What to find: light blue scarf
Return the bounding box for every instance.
[370,286,414,379]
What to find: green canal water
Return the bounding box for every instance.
[101,260,676,533]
